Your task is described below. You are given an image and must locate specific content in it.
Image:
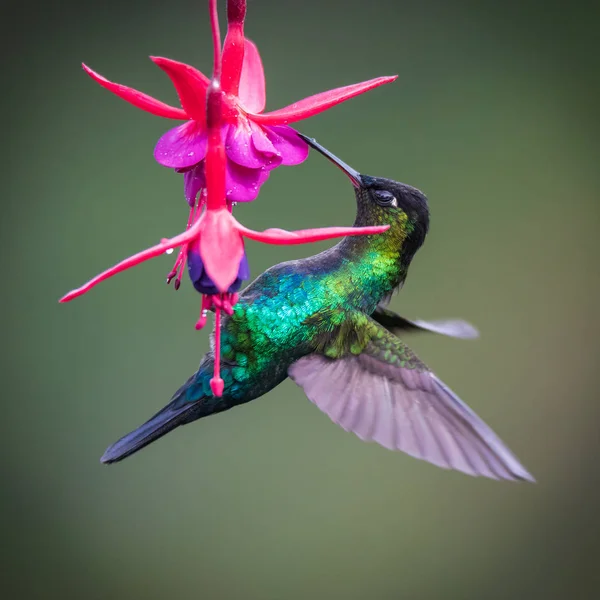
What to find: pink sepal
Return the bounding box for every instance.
[252,76,398,125]
[150,56,210,123]
[59,218,204,303]
[82,63,187,120]
[238,223,390,244]
[238,40,265,113]
[198,209,245,292]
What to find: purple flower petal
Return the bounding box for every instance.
[187,246,249,294]
[226,120,282,170]
[174,143,274,204]
[154,121,208,169]
[225,161,271,202]
[182,165,205,206]
[237,251,250,281]
[265,125,309,166]
[250,121,279,160]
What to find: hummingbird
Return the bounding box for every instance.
[101,135,533,482]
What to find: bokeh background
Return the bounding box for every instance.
[3,0,600,598]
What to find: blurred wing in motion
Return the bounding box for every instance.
[289,317,532,482]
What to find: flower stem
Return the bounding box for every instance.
[209,0,222,80]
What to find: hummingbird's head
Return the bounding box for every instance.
[298,134,430,260]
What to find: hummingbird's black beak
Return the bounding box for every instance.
[297,133,363,188]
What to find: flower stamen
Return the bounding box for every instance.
[222,292,237,315]
[167,199,197,287]
[195,294,213,330]
[166,193,205,289]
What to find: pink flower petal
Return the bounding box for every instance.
[264,125,309,165]
[150,56,210,123]
[225,160,271,202]
[226,120,282,171]
[251,76,398,125]
[82,63,187,120]
[198,209,245,292]
[237,223,390,245]
[154,121,208,169]
[238,39,266,113]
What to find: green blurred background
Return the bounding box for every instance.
[3,0,600,598]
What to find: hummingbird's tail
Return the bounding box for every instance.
[100,373,215,464]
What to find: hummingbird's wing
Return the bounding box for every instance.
[372,306,479,339]
[289,315,532,482]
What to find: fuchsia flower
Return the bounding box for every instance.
[61,0,396,396]
[82,1,395,205]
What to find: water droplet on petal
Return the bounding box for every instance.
[166,248,174,255]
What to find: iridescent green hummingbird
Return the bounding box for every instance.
[101,135,533,482]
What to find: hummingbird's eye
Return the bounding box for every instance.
[374,190,398,207]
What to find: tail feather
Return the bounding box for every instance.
[101,363,247,464]
[100,369,211,464]
[100,397,199,464]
